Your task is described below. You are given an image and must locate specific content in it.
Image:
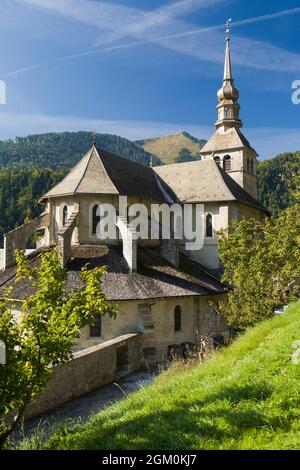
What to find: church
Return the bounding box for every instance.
[0,31,268,364]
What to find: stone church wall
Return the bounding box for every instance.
[77,295,228,363]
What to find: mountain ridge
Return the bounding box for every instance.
[0,131,161,170]
[136,131,206,165]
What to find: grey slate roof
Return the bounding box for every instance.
[40,146,166,203]
[154,158,268,213]
[200,127,258,155]
[0,245,227,302]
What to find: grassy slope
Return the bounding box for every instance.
[136,132,205,165]
[29,302,300,450]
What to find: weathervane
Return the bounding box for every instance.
[226,18,232,40]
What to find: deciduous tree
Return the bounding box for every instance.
[0,249,117,449]
[216,204,300,328]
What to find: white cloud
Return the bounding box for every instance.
[0,110,210,141]
[0,110,299,159]
[8,0,300,78]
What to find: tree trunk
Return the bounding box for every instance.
[0,401,29,450]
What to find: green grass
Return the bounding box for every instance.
[23,302,300,450]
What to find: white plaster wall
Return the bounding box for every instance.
[184,203,229,270]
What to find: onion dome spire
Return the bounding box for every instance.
[215,19,243,131]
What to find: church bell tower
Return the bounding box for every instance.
[200,20,258,199]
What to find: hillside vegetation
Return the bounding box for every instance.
[257,152,300,216]
[24,302,300,450]
[0,131,160,170]
[136,132,206,165]
[0,168,66,245]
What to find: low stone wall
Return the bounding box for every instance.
[25,333,142,419]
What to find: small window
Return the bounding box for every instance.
[250,159,255,175]
[139,304,153,329]
[174,306,182,332]
[246,156,251,174]
[223,155,231,172]
[92,205,100,235]
[90,314,101,337]
[214,156,221,166]
[206,214,213,238]
[62,205,68,226]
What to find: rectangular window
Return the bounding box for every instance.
[174,306,182,332]
[138,304,153,329]
[90,314,102,337]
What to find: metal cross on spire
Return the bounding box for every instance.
[226,18,232,40]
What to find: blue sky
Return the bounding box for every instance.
[1,0,300,159]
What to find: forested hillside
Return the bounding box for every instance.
[0,132,160,169]
[257,152,300,216]
[0,169,66,245]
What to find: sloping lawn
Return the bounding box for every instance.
[23,302,300,450]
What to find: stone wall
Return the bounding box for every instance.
[77,296,228,363]
[117,216,137,272]
[57,209,79,267]
[3,212,50,268]
[25,333,142,419]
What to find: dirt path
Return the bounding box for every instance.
[14,370,154,443]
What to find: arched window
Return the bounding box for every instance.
[206,214,213,238]
[214,156,221,166]
[62,205,68,226]
[174,306,182,332]
[90,314,101,337]
[92,205,100,234]
[223,155,231,172]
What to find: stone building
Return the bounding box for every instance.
[0,32,268,365]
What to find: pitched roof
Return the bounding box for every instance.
[0,245,227,302]
[200,127,257,155]
[40,146,166,203]
[154,158,268,212]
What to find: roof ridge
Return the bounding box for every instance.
[96,146,152,171]
[153,158,207,170]
[217,164,270,212]
[40,147,94,201]
[214,160,236,201]
[94,147,119,194]
[73,147,94,193]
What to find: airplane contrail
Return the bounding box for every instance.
[2,6,300,79]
